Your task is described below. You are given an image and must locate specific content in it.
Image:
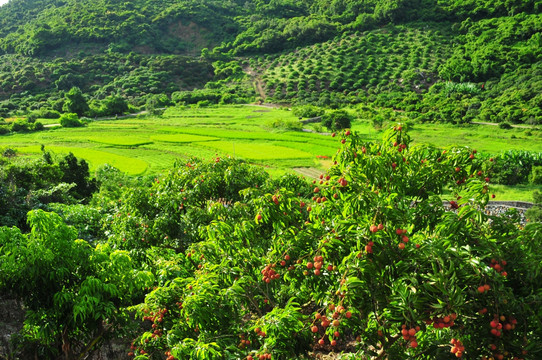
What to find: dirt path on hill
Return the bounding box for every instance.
[243,65,267,101]
[254,78,266,99]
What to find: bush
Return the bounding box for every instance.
[322,109,353,131]
[2,148,16,157]
[26,113,38,123]
[526,190,542,223]
[59,113,83,127]
[265,118,303,131]
[489,150,542,185]
[526,206,542,223]
[39,109,61,119]
[499,122,513,129]
[292,105,324,118]
[32,121,44,131]
[10,120,32,132]
[529,166,542,185]
[119,128,542,359]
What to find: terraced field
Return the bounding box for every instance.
[0,104,539,200]
[0,105,338,176]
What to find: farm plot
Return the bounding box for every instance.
[16,145,149,175]
[198,141,314,160]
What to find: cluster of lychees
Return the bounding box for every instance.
[396,228,409,250]
[489,258,508,277]
[164,350,177,360]
[362,241,374,254]
[425,313,457,329]
[238,334,251,349]
[254,327,267,338]
[141,307,167,339]
[261,263,279,283]
[393,141,408,153]
[312,304,353,347]
[489,314,517,337]
[129,308,169,358]
[401,324,420,348]
[484,342,527,360]
[247,353,272,360]
[306,254,332,276]
[450,338,465,358]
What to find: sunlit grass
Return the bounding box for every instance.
[1,105,539,202]
[86,135,153,146]
[199,141,313,160]
[489,184,539,202]
[151,134,219,143]
[16,145,148,175]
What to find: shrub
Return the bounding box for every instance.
[39,109,61,119]
[529,166,542,185]
[59,113,83,128]
[489,150,542,185]
[32,121,44,131]
[2,148,16,157]
[292,105,325,118]
[322,109,353,131]
[266,118,303,131]
[122,127,542,359]
[10,120,32,132]
[526,206,542,223]
[26,113,38,123]
[498,122,512,129]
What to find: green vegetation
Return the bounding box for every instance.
[0,148,96,229]
[0,0,538,128]
[1,128,541,360]
[0,105,539,200]
[0,0,540,355]
[526,190,542,222]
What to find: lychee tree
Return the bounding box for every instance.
[124,127,541,359]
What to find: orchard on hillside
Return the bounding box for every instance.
[119,127,542,359]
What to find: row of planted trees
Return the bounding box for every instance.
[1,127,541,359]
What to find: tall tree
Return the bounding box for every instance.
[63,87,89,116]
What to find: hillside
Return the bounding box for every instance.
[0,0,540,124]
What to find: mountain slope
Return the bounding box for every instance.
[0,0,243,56]
[0,0,539,125]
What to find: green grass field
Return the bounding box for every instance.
[1,105,540,200]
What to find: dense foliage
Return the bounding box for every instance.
[0,0,540,356]
[1,128,541,359]
[0,0,539,125]
[0,149,96,230]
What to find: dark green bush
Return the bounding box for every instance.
[33,121,44,131]
[292,105,324,118]
[10,120,32,132]
[59,113,83,128]
[489,151,542,185]
[322,109,353,130]
[39,109,61,119]
[526,206,542,223]
[530,166,542,185]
